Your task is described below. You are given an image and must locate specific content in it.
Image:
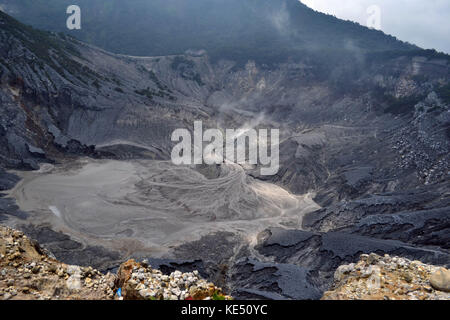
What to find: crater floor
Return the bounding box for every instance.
[8,159,320,258]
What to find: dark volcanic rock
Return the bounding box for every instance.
[26,143,46,157]
[172,232,244,289]
[350,206,450,249]
[18,224,122,272]
[173,232,242,263]
[143,258,208,279]
[255,227,450,290]
[0,196,28,222]
[230,258,321,300]
[303,190,440,232]
[95,144,167,161]
[342,166,374,188]
[170,232,323,299]
[0,168,19,191]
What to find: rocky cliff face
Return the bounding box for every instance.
[0,10,449,300]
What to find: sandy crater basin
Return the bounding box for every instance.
[8,159,320,256]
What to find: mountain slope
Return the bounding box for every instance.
[0,0,419,64]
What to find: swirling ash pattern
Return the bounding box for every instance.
[10,159,320,256]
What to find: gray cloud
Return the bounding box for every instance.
[300,0,450,54]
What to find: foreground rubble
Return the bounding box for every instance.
[322,253,450,300]
[116,259,231,300]
[0,225,229,300]
[3,224,449,301]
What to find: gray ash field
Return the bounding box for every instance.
[9,159,319,258]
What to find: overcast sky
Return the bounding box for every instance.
[300,0,450,54]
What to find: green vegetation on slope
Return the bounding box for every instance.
[0,0,419,66]
[0,10,102,84]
